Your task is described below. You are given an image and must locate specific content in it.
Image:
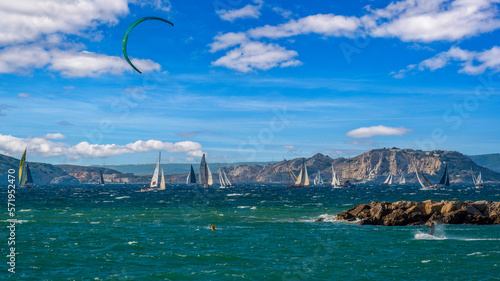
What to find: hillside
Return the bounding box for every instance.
[469,154,500,172]
[2,148,500,185]
[96,161,276,176]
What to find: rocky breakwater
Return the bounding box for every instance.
[334,200,500,226]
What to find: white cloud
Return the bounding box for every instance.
[216,0,263,22]
[0,0,129,46]
[282,145,295,153]
[17,93,31,98]
[346,125,412,139]
[43,133,65,140]
[272,7,293,19]
[368,0,500,42]
[49,50,160,77]
[131,0,172,12]
[394,46,500,77]
[0,134,204,160]
[210,0,500,73]
[0,47,161,77]
[249,13,361,39]
[0,45,51,74]
[212,41,301,72]
[209,32,249,53]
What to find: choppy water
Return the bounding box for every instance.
[2,184,500,280]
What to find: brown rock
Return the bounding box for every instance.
[383,209,409,226]
[335,212,356,221]
[443,210,469,224]
[441,201,467,215]
[350,204,371,217]
[462,206,482,216]
[472,201,489,213]
[425,202,444,215]
[370,202,391,220]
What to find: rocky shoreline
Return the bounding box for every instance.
[332,200,500,226]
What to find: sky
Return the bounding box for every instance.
[0,0,499,165]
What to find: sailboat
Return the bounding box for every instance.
[99,171,105,185]
[313,169,323,186]
[413,163,434,190]
[142,151,165,191]
[287,159,309,188]
[186,165,197,185]
[221,168,234,187]
[331,165,342,188]
[398,172,406,185]
[471,163,483,188]
[341,158,355,188]
[436,164,450,188]
[199,154,213,188]
[19,148,34,188]
[381,174,393,186]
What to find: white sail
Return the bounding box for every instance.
[303,164,309,186]
[150,152,161,188]
[218,169,227,188]
[159,168,166,190]
[331,166,341,188]
[207,163,213,186]
[314,170,323,185]
[200,155,207,186]
[477,172,483,184]
[222,169,232,186]
[399,173,406,184]
[294,168,303,186]
[383,174,392,185]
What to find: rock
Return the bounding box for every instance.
[425,202,444,215]
[441,201,467,215]
[443,210,469,224]
[472,201,489,213]
[370,202,391,220]
[346,204,372,220]
[314,217,326,222]
[335,200,500,226]
[335,212,356,221]
[383,209,408,226]
[462,206,482,216]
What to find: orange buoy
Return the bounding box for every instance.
[211,225,216,231]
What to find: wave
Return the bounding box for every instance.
[414,232,500,241]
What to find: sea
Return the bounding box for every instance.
[2,184,500,280]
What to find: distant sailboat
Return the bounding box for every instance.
[331,165,341,188]
[398,172,406,185]
[287,159,309,188]
[437,164,450,188]
[199,154,213,188]
[413,161,433,190]
[471,163,483,188]
[341,158,355,188]
[221,168,234,187]
[142,151,165,191]
[159,168,166,190]
[186,165,197,185]
[19,148,34,188]
[313,169,323,186]
[99,171,105,185]
[381,174,393,186]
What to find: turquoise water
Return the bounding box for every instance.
[2,184,500,280]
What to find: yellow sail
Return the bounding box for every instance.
[19,148,26,182]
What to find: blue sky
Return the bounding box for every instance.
[1,0,499,165]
